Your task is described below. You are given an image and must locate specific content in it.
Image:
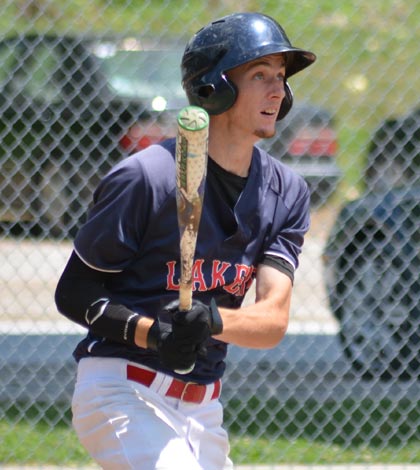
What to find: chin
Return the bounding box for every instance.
[255,128,276,139]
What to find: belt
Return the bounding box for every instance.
[127,364,221,404]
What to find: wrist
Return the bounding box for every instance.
[135,316,155,349]
[85,300,141,345]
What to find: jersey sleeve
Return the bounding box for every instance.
[74,145,174,272]
[260,254,295,283]
[263,162,311,270]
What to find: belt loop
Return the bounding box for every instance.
[202,382,215,403]
[212,379,221,399]
[153,372,173,395]
[180,382,191,402]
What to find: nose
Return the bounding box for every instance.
[269,78,286,100]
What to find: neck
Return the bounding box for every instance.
[208,118,256,177]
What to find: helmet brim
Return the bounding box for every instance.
[221,44,316,79]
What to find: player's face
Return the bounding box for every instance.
[226,54,287,140]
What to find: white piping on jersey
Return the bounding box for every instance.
[263,251,296,270]
[124,313,139,341]
[74,248,123,273]
[87,339,102,353]
[85,298,110,325]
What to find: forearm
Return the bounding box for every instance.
[215,265,292,349]
[216,299,290,349]
[55,251,153,347]
[134,316,155,348]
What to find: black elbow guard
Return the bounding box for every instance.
[86,299,140,346]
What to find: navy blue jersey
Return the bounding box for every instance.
[72,138,310,383]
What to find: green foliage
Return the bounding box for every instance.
[0,0,419,200]
[0,3,418,466]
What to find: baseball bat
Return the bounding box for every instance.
[174,105,209,374]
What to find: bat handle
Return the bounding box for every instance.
[179,284,192,311]
[174,284,195,375]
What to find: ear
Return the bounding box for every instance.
[191,75,237,115]
[277,81,293,120]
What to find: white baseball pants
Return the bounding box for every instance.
[72,357,233,470]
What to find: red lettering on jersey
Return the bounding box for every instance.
[192,259,207,292]
[223,264,254,296]
[209,260,230,289]
[166,261,179,290]
[167,260,255,296]
[166,260,207,292]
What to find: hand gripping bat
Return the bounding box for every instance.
[174,105,209,374]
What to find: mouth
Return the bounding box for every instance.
[261,108,278,117]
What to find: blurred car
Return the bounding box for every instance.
[258,101,340,206]
[0,34,187,237]
[365,106,420,192]
[323,106,420,380]
[0,34,339,238]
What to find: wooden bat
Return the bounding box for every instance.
[175,105,209,374]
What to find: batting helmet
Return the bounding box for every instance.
[181,12,316,120]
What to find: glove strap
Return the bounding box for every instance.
[146,320,160,351]
[210,298,223,335]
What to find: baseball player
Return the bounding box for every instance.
[55,12,315,470]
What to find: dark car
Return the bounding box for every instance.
[0,34,187,237]
[258,101,340,206]
[0,34,339,238]
[323,106,420,380]
[365,106,420,192]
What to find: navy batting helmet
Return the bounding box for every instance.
[181,12,316,120]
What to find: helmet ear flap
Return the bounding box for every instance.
[277,81,293,120]
[189,75,237,115]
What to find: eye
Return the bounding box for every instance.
[253,71,265,81]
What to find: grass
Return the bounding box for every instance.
[1,399,420,466]
[229,436,420,465]
[0,421,90,465]
[1,420,419,466]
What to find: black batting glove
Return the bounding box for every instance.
[167,298,223,337]
[171,301,211,358]
[146,319,198,371]
[166,298,223,359]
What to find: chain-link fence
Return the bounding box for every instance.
[0,0,419,468]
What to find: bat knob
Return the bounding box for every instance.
[177,106,209,132]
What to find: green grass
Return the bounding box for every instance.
[0,420,90,465]
[2,399,420,465]
[0,404,88,465]
[2,420,419,466]
[225,397,420,464]
[229,436,420,465]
